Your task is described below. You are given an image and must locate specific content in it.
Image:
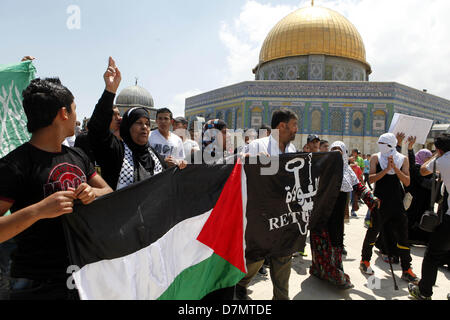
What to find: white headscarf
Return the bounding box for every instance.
[330,141,359,192]
[377,133,405,175]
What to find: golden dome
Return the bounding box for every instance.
[259,6,371,73]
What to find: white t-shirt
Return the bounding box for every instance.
[149,130,185,160]
[183,139,200,160]
[247,135,297,156]
[63,135,76,148]
[427,151,450,216]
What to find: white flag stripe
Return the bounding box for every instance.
[73,210,213,300]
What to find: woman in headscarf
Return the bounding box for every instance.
[405,137,433,245]
[309,141,379,289]
[87,58,170,190]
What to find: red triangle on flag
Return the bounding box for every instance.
[197,160,246,274]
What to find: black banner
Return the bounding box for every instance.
[244,152,343,261]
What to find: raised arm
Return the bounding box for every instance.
[87,57,122,146]
[394,156,410,187]
[396,132,405,152]
[407,136,417,171]
[421,154,438,176]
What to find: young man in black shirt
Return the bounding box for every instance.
[0,77,112,300]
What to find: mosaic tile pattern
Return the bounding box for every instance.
[185,81,450,139]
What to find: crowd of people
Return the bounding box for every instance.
[0,57,449,301]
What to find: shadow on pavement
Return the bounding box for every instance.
[292,275,376,300]
[343,257,357,262]
[366,257,412,300]
[248,270,270,288]
[291,256,309,276]
[374,255,402,272]
[364,274,410,300]
[440,266,450,281]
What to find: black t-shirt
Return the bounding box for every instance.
[0,143,96,280]
[74,131,96,165]
[374,162,405,214]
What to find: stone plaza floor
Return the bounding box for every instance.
[247,205,450,301]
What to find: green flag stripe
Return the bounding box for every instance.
[158,253,245,300]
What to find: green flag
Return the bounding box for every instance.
[0,61,36,158]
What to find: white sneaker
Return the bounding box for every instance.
[360,261,375,275]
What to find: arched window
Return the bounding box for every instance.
[225,111,233,129]
[269,71,277,80]
[330,110,343,133]
[352,111,364,135]
[236,109,242,129]
[311,110,322,132]
[250,107,263,129]
[294,108,302,133]
[286,67,297,80]
[372,110,386,135]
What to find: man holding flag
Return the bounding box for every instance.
[236,109,299,300]
[0,62,112,300]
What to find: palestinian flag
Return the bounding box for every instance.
[65,152,342,300]
[64,160,247,300]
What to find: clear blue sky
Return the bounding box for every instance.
[0,0,303,120]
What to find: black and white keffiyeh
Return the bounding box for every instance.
[117,142,163,190]
[116,107,165,190]
[330,141,359,193]
[149,149,164,175]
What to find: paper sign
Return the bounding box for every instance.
[388,113,434,145]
